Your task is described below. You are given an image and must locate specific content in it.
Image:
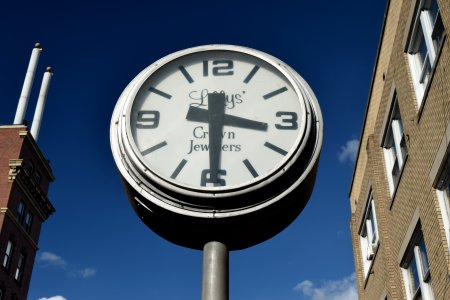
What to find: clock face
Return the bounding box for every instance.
[125,48,307,193]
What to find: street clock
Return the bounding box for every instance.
[110,45,323,250]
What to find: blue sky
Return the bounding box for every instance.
[0,1,386,299]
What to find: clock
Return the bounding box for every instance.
[111,45,323,250]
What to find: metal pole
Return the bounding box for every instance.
[202,241,228,300]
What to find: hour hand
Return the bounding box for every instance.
[186,105,268,131]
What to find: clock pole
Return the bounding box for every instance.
[110,44,323,300]
[202,241,229,300]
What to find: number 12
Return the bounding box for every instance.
[203,60,234,76]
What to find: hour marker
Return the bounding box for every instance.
[243,65,260,83]
[149,87,172,99]
[171,159,187,179]
[264,142,288,156]
[263,87,288,100]
[179,65,194,83]
[243,159,258,178]
[141,141,168,156]
[203,60,208,77]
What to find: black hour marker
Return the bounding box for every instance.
[264,142,288,156]
[243,65,260,84]
[203,60,208,77]
[141,141,168,156]
[263,87,288,100]
[243,159,258,178]
[178,65,194,83]
[149,87,172,99]
[171,159,188,179]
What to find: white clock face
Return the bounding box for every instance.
[126,49,307,192]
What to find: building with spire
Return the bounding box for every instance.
[0,44,55,300]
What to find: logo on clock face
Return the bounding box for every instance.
[189,89,244,109]
[187,125,241,155]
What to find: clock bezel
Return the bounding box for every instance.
[110,44,323,249]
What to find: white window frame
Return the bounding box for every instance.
[17,200,25,224]
[406,0,444,106]
[2,240,14,270]
[359,189,379,277]
[381,91,408,197]
[24,211,33,234]
[14,253,25,283]
[401,224,434,300]
[429,121,450,252]
[436,155,450,246]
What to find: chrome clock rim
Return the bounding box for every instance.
[110,44,323,218]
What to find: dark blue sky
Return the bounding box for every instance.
[0,1,386,299]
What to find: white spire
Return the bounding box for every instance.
[14,43,42,125]
[30,67,53,141]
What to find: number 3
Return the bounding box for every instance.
[275,112,298,130]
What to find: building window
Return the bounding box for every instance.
[359,190,379,277]
[382,96,408,196]
[17,201,25,224]
[25,160,34,175]
[34,170,42,185]
[401,224,434,300]
[2,240,14,270]
[16,200,33,235]
[14,253,25,283]
[24,212,33,234]
[406,0,444,105]
[436,154,450,248]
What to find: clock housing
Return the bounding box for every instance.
[110,45,323,250]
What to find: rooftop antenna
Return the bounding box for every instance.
[30,67,53,141]
[14,43,42,125]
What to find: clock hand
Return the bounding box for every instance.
[207,93,226,185]
[186,105,268,131]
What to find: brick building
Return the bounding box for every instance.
[349,0,449,299]
[0,43,55,299]
[0,126,54,299]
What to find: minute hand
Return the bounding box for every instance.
[186,105,268,131]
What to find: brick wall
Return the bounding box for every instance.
[350,0,450,299]
[0,125,54,300]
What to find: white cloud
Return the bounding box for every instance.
[338,139,359,163]
[38,296,67,300]
[39,251,96,279]
[293,273,357,300]
[39,252,67,268]
[75,267,97,278]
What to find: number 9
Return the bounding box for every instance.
[137,111,160,129]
